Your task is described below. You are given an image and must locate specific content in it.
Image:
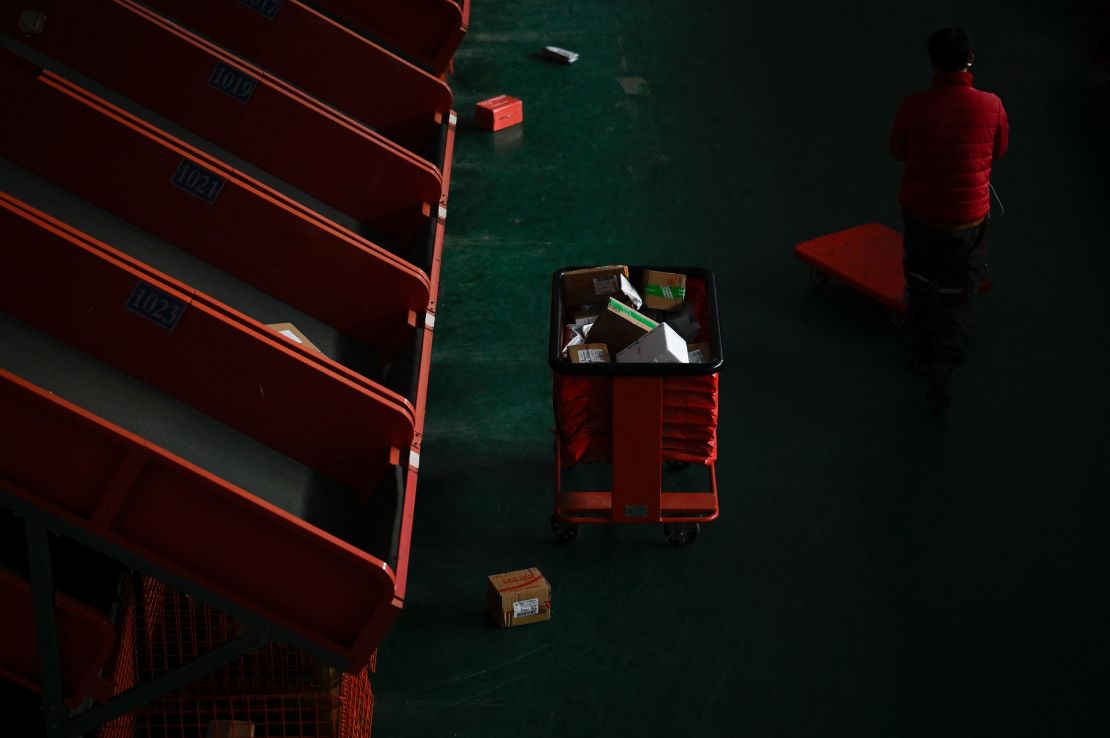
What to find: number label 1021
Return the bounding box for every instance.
[170,159,226,205]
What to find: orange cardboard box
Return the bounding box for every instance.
[476,95,523,131]
[265,322,322,353]
[487,568,551,628]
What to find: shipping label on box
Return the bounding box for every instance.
[488,568,551,628]
[616,322,690,364]
[265,322,322,353]
[587,298,657,354]
[562,265,629,306]
[642,270,687,311]
[569,343,611,364]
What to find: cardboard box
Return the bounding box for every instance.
[265,322,321,353]
[569,343,611,364]
[206,721,255,738]
[687,342,713,364]
[587,298,657,354]
[488,568,551,628]
[616,323,690,364]
[475,95,523,131]
[641,270,687,311]
[562,265,629,306]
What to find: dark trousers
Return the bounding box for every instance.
[901,211,988,371]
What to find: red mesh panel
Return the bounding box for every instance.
[96,574,138,738]
[131,578,373,737]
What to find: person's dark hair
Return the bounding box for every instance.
[928,27,973,72]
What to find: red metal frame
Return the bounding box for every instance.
[7,0,443,245]
[553,375,720,526]
[0,51,431,357]
[131,582,373,737]
[311,0,469,74]
[0,370,400,668]
[0,193,414,489]
[132,0,454,154]
[0,567,116,708]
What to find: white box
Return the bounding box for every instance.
[615,323,689,364]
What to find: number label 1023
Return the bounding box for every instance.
[126,282,187,331]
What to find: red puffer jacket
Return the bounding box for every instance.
[890,72,1009,224]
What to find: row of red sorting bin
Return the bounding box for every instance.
[0,0,465,733]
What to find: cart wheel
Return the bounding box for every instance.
[665,461,690,471]
[551,515,579,544]
[663,523,699,547]
[809,267,829,290]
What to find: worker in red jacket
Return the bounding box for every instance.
[890,27,1008,412]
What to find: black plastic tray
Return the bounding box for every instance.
[549,265,724,376]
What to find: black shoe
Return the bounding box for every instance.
[926,365,952,413]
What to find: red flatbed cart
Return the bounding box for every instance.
[549,266,724,547]
[794,222,991,324]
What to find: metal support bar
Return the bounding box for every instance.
[0,489,351,669]
[66,629,271,737]
[23,518,68,738]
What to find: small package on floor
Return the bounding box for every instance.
[542,46,579,64]
[488,568,551,628]
[686,342,713,364]
[265,322,321,353]
[587,298,657,353]
[641,270,687,311]
[569,343,611,364]
[616,323,689,364]
[562,265,642,308]
[475,94,523,131]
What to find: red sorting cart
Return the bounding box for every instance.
[548,266,724,547]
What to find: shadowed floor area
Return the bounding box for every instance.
[373,2,1110,736]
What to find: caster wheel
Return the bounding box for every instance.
[551,515,579,543]
[662,523,699,547]
[809,267,829,290]
[665,461,690,471]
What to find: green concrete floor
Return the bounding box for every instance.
[374,2,1110,736]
